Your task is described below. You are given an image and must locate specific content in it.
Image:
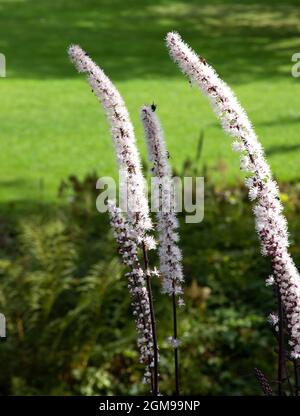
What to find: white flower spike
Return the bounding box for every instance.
[166,31,300,358]
[140,105,184,302]
[107,201,155,384]
[68,45,152,237]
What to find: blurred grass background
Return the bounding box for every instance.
[0,0,300,202]
[0,0,300,396]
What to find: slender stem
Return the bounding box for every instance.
[270,327,292,395]
[277,286,285,396]
[142,241,159,395]
[172,289,180,395]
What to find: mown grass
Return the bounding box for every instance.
[0,0,300,202]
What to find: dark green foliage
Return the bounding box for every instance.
[1,167,300,395]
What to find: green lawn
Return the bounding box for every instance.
[1,0,300,203]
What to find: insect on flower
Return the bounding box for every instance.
[151,102,157,112]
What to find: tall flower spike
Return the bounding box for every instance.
[140,106,184,303]
[166,31,300,358]
[69,46,159,393]
[107,201,155,386]
[68,45,152,237]
[141,105,184,395]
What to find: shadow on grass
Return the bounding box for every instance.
[266,144,300,157]
[0,0,299,82]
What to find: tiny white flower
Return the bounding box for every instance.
[178,298,185,307]
[268,313,279,327]
[265,275,275,286]
[144,235,157,251]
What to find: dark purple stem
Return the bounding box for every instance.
[172,289,180,395]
